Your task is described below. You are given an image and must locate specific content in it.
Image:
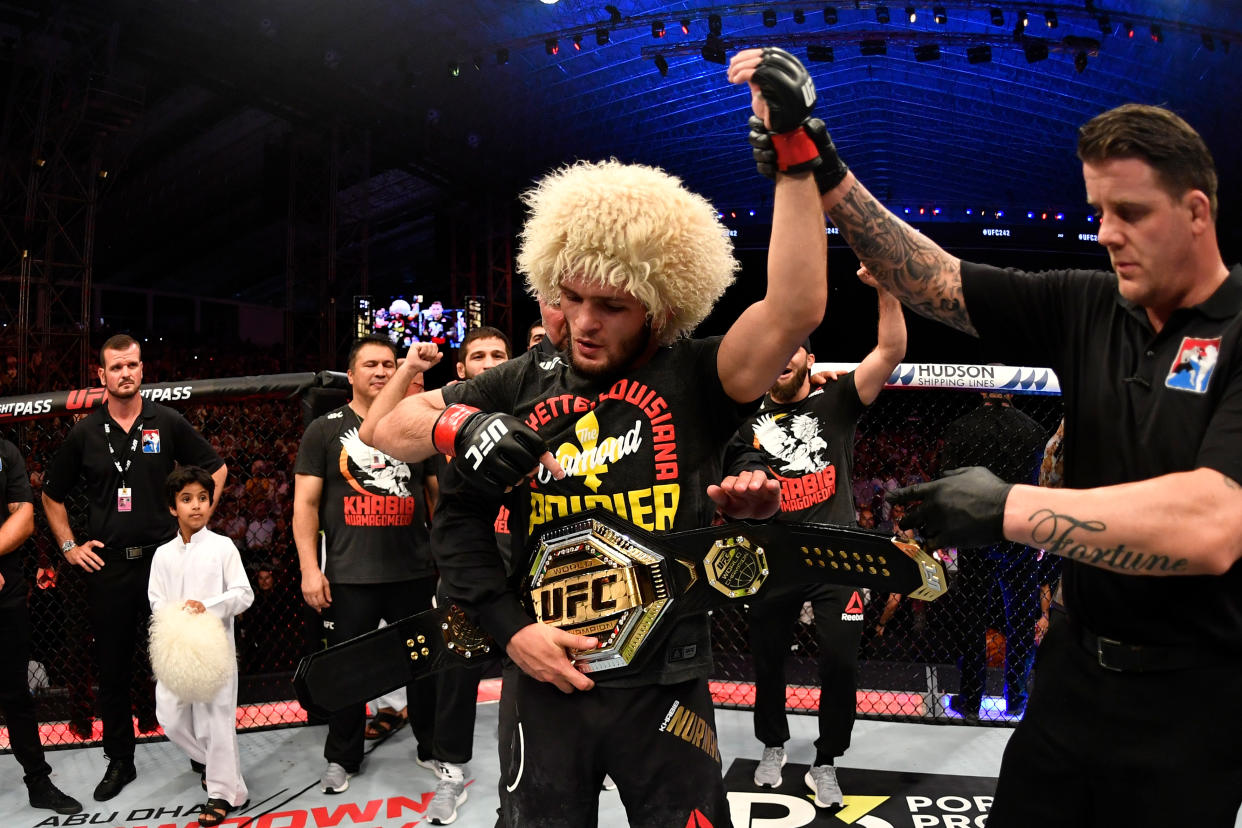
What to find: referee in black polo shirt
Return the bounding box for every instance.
[740,83,1242,826]
[42,334,226,802]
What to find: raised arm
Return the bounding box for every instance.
[359,341,443,461]
[821,176,973,336]
[720,48,826,402]
[852,266,908,405]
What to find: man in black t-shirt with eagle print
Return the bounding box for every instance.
[729,267,906,809]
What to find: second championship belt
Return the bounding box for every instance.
[295,510,946,717]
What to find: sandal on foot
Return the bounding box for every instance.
[198,798,232,827]
[364,707,407,740]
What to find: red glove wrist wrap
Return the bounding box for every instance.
[432,403,480,456]
[770,126,819,172]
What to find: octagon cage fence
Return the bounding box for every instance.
[0,362,1063,751]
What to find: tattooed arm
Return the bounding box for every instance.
[822,175,976,336]
[1002,467,1242,576]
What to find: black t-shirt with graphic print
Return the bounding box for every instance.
[436,336,752,686]
[294,404,434,584]
[730,373,865,526]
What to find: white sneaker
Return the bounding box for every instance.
[320,762,352,794]
[426,763,467,825]
[416,757,439,776]
[805,764,843,808]
[753,746,786,788]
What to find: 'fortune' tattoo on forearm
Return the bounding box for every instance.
[827,182,976,335]
[1028,509,1189,573]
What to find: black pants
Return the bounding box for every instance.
[84,553,156,761]
[955,554,1040,709]
[989,610,1242,827]
[433,586,484,765]
[497,664,729,828]
[0,602,52,782]
[323,578,437,771]
[749,584,864,763]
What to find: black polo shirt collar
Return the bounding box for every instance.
[1116,264,1242,330]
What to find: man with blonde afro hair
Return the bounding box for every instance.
[518,158,738,345]
[364,47,832,826]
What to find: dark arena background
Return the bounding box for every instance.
[0,0,1239,825]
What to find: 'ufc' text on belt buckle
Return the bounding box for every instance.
[527,517,677,674]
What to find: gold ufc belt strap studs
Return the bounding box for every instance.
[293,510,946,717]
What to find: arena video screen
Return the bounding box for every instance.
[369,296,467,349]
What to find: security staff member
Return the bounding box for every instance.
[42,334,226,802]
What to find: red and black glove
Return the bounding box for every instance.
[750,47,822,175]
[748,115,850,194]
[433,404,549,492]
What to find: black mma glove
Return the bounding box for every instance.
[749,47,821,175]
[433,403,549,492]
[748,115,851,194]
[885,467,1013,550]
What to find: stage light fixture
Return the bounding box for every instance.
[448,61,460,77]
[1018,11,1028,27]
[763,9,777,27]
[1150,24,1162,43]
[573,33,583,50]
[1202,33,1216,51]
[967,44,992,63]
[545,38,559,55]
[905,6,916,23]
[709,13,722,35]
[1097,15,1111,34]
[472,55,482,71]
[496,48,509,65]
[860,38,887,55]
[823,6,838,24]
[807,44,835,61]
[702,34,727,63]
[1074,50,1088,72]
[1045,11,1057,28]
[1124,21,1134,38]
[596,28,609,45]
[654,53,669,76]
[934,7,947,24]
[605,5,622,24]
[681,18,690,34]
[1023,38,1049,61]
[914,43,940,61]
[652,20,665,38]
[794,9,806,24]
[989,7,1004,25]
[875,6,890,24]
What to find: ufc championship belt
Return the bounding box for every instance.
[294,510,945,718]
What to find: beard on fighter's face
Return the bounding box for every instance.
[568,324,652,379]
[770,361,808,400]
